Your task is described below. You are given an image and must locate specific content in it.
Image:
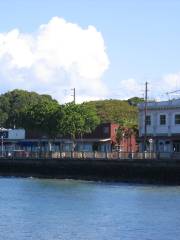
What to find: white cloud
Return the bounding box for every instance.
[162,72,180,90]
[2,16,179,103]
[116,73,180,101]
[117,78,143,99]
[0,17,109,102]
[156,72,180,99]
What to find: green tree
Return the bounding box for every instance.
[116,126,124,145]
[116,118,138,152]
[0,89,58,129]
[0,89,140,143]
[80,103,100,134]
[60,103,100,147]
[21,98,63,137]
[127,97,144,106]
[84,99,138,124]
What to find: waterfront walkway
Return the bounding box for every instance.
[1,150,180,160]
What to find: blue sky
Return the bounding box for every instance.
[0,0,180,101]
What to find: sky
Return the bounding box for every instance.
[0,0,180,102]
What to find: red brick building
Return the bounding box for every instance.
[76,123,138,152]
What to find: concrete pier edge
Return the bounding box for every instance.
[0,158,180,184]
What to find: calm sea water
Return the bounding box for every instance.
[0,178,180,240]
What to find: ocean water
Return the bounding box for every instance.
[0,177,180,240]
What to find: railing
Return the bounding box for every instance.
[1,150,179,160]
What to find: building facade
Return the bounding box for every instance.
[1,123,138,153]
[138,99,180,152]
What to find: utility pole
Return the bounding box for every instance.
[71,88,76,104]
[1,135,3,157]
[144,82,148,152]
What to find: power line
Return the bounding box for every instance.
[166,89,180,100]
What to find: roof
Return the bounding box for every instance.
[138,99,180,110]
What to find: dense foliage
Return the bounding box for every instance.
[83,97,143,126]
[60,103,100,139]
[21,97,63,137]
[0,90,100,138]
[116,119,138,144]
[0,90,142,138]
[0,89,56,129]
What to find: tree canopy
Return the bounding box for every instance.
[0,90,100,138]
[0,89,57,129]
[0,89,141,138]
[60,103,100,139]
[21,98,63,137]
[83,98,142,126]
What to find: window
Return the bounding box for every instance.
[175,114,180,124]
[160,115,166,125]
[103,127,109,134]
[146,115,151,125]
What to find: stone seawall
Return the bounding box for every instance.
[0,158,180,184]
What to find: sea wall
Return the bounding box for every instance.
[0,158,180,184]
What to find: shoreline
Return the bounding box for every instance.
[0,158,180,185]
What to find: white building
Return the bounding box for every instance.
[138,99,180,153]
[0,128,25,140]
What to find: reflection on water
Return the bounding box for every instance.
[0,178,180,240]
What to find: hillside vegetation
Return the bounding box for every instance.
[84,97,144,125]
[0,90,99,138]
[0,90,143,136]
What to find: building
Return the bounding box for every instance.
[0,128,25,140]
[78,123,119,152]
[20,123,137,152]
[0,128,25,153]
[64,123,136,152]
[138,99,180,153]
[1,123,138,153]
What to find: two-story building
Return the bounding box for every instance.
[0,123,138,154]
[138,99,180,153]
[24,123,137,153]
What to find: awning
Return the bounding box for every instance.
[18,141,38,146]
